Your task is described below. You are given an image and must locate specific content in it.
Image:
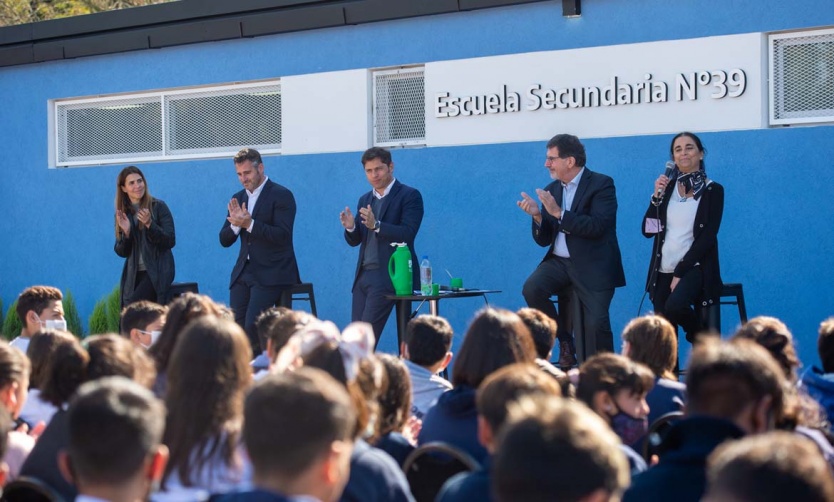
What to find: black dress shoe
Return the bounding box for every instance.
[557,339,577,370]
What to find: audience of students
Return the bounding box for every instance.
[157,317,253,500]
[493,395,630,502]
[419,308,537,463]
[623,338,785,502]
[437,363,561,502]
[576,353,652,474]
[400,315,453,420]
[703,431,834,502]
[3,283,834,502]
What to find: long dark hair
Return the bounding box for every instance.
[452,308,537,388]
[115,166,153,238]
[148,293,224,375]
[162,317,252,488]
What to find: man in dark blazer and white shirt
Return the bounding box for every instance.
[220,148,300,351]
[340,147,424,348]
[518,134,625,368]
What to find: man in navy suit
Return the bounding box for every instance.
[220,148,300,351]
[340,147,424,348]
[518,134,625,368]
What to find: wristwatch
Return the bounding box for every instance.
[373,220,381,231]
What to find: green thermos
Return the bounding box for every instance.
[388,243,413,296]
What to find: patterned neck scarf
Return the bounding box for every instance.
[676,167,708,200]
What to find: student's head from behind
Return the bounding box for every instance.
[277,321,378,441]
[576,353,654,446]
[39,334,89,407]
[817,317,834,374]
[59,377,167,499]
[375,354,411,438]
[704,431,834,502]
[686,338,784,434]
[476,363,561,453]
[85,334,157,389]
[452,308,537,389]
[621,314,677,380]
[256,308,313,362]
[493,396,629,502]
[516,308,557,360]
[120,301,167,349]
[27,329,76,390]
[244,368,355,501]
[403,315,453,371]
[733,316,799,382]
[16,285,65,336]
[148,292,225,374]
[0,342,30,419]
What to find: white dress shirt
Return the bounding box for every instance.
[231,176,269,235]
[552,167,585,258]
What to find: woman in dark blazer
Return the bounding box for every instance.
[642,132,723,343]
[115,166,176,307]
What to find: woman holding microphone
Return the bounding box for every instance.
[115,166,176,307]
[643,132,723,343]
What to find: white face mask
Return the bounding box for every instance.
[138,330,162,348]
[36,315,67,332]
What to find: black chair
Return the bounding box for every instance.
[279,282,318,317]
[642,411,684,462]
[402,441,481,502]
[1,476,65,502]
[167,282,199,302]
[701,282,748,333]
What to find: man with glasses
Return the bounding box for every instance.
[517,134,625,368]
[220,147,301,353]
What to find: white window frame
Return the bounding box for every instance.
[372,66,426,148]
[52,79,282,167]
[769,28,834,126]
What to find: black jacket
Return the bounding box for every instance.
[642,180,723,307]
[115,197,176,306]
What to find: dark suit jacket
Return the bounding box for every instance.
[532,168,626,291]
[345,180,423,291]
[220,179,300,288]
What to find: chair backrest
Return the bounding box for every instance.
[642,411,684,462]
[1,476,65,502]
[402,441,481,502]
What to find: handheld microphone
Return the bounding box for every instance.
[656,161,676,197]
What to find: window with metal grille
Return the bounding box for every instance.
[54,81,281,167]
[373,67,425,147]
[770,29,834,125]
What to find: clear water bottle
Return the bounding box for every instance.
[420,256,432,296]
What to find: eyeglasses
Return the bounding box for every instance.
[546,156,564,163]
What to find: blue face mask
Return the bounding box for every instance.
[610,403,648,447]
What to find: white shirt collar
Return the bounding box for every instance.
[247,175,269,197]
[373,178,396,199]
[562,167,585,188]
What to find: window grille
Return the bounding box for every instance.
[770,29,834,125]
[373,67,425,147]
[54,81,282,166]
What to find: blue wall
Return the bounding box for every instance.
[1,0,833,368]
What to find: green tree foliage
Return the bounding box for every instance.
[88,285,121,335]
[0,0,172,27]
[2,300,21,341]
[63,289,84,338]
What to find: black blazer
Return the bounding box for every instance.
[219,179,300,288]
[642,180,724,306]
[532,168,626,291]
[345,180,424,291]
[114,197,176,306]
